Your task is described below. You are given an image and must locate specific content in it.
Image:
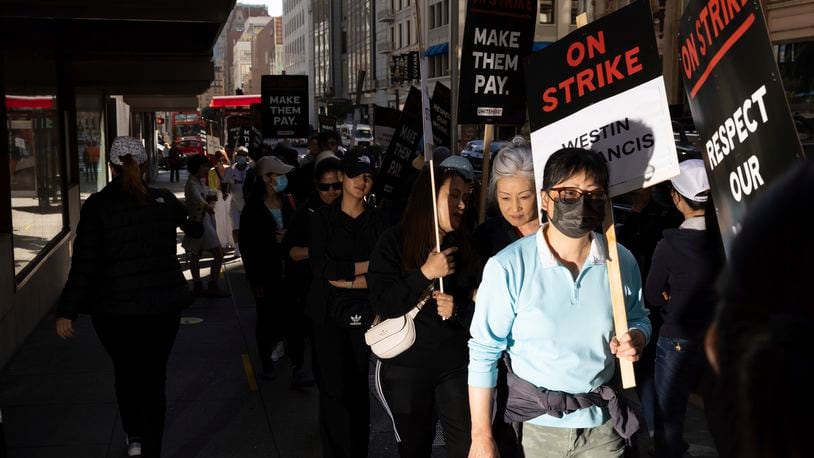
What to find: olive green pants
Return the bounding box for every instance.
[521,420,624,457]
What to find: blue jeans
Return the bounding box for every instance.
[654,336,704,458]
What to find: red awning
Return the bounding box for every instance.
[209,95,261,108]
[6,96,55,109]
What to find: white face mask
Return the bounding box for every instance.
[235,155,248,165]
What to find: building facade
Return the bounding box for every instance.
[222,3,270,96]
[249,17,285,94]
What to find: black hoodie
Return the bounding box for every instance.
[645,222,724,338]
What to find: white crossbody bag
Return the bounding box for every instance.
[365,288,433,359]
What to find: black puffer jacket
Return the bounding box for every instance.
[57,178,194,319]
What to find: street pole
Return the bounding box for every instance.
[450,0,459,152]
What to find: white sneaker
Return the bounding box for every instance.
[127,437,142,456]
[271,342,285,362]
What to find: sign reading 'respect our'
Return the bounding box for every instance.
[679,0,803,251]
[457,0,536,125]
[525,0,679,197]
[261,75,309,138]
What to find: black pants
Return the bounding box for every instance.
[255,290,286,370]
[169,167,180,182]
[92,313,180,458]
[313,322,370,458]
[378,362,471,458]
[287,301,311,371]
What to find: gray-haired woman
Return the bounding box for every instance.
[474,136,540,261]
[472,136,539,458]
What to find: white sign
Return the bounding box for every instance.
[530,77,679,197]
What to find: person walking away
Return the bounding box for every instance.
[646,159,724,458]
[306,149,387,458]
[168,144,183,183]
[222,147,251,258]
[56,136,196,457]
[468,148,651,458]
[368,165,480,457]
[182,155,228,297]
[239,156,297,380]
[283,155,343,388]
[208,149,234,251]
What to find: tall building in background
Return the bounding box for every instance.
[234,16,273,93]
[313,0,345,115]
[346,0,377,122]
[250,17,285,94]
[283,0,316,128]
[222,3,269,95]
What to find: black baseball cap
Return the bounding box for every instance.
[341,149,375,178]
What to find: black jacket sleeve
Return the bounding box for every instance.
[645,239,671,307]
[309,207,356,281]
[57,194,105,320]
[368,227,433,319]
[239,205,263,288]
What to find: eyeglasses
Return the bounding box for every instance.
[547,187,608,204]
[318,182,342,191]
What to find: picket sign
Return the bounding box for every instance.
[415,0,445,295]
[574,10,635,389]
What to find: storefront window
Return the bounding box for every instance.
[76,104,107,203]
[7,94,66,274]
[776,41,814,115]
[539,0,555,24]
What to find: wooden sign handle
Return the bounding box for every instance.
[478,124,495,224]
[602,199,636,388]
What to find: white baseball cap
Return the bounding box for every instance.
[671,159,709,202]
[255,155,294,176]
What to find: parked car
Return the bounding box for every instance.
[460,139,510,173]
[672,121,703,161]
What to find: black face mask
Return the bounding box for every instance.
[550,196,606,238]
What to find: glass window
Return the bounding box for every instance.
[407,20,411,46]
[76,96,107,203]
[571,0,589,24]
[5,55,67,275]
[539,0,555,24]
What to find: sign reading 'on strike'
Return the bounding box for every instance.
[261,75,309,138]
[525,0,678,197]
[457,0,536,125]
[679,0,804,251]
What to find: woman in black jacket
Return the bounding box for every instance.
[307,149,387,458]
[368,166,480,457]
[239,155,296,381]
[56,137,195,458]
[283,155,343,388]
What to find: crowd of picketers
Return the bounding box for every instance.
[54,132,812,458]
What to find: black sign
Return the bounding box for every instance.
[525,0,660,129]
[374,105,401,152]
[457,0,536,125]
[679,0,804,252]
[391,52,420,84]
[261,75,309,138]
[430,82,452,149]
[318,114,337,132]
[375,87,422,201]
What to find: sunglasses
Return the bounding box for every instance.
[318,182,342,191]
[548,187,608,204]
